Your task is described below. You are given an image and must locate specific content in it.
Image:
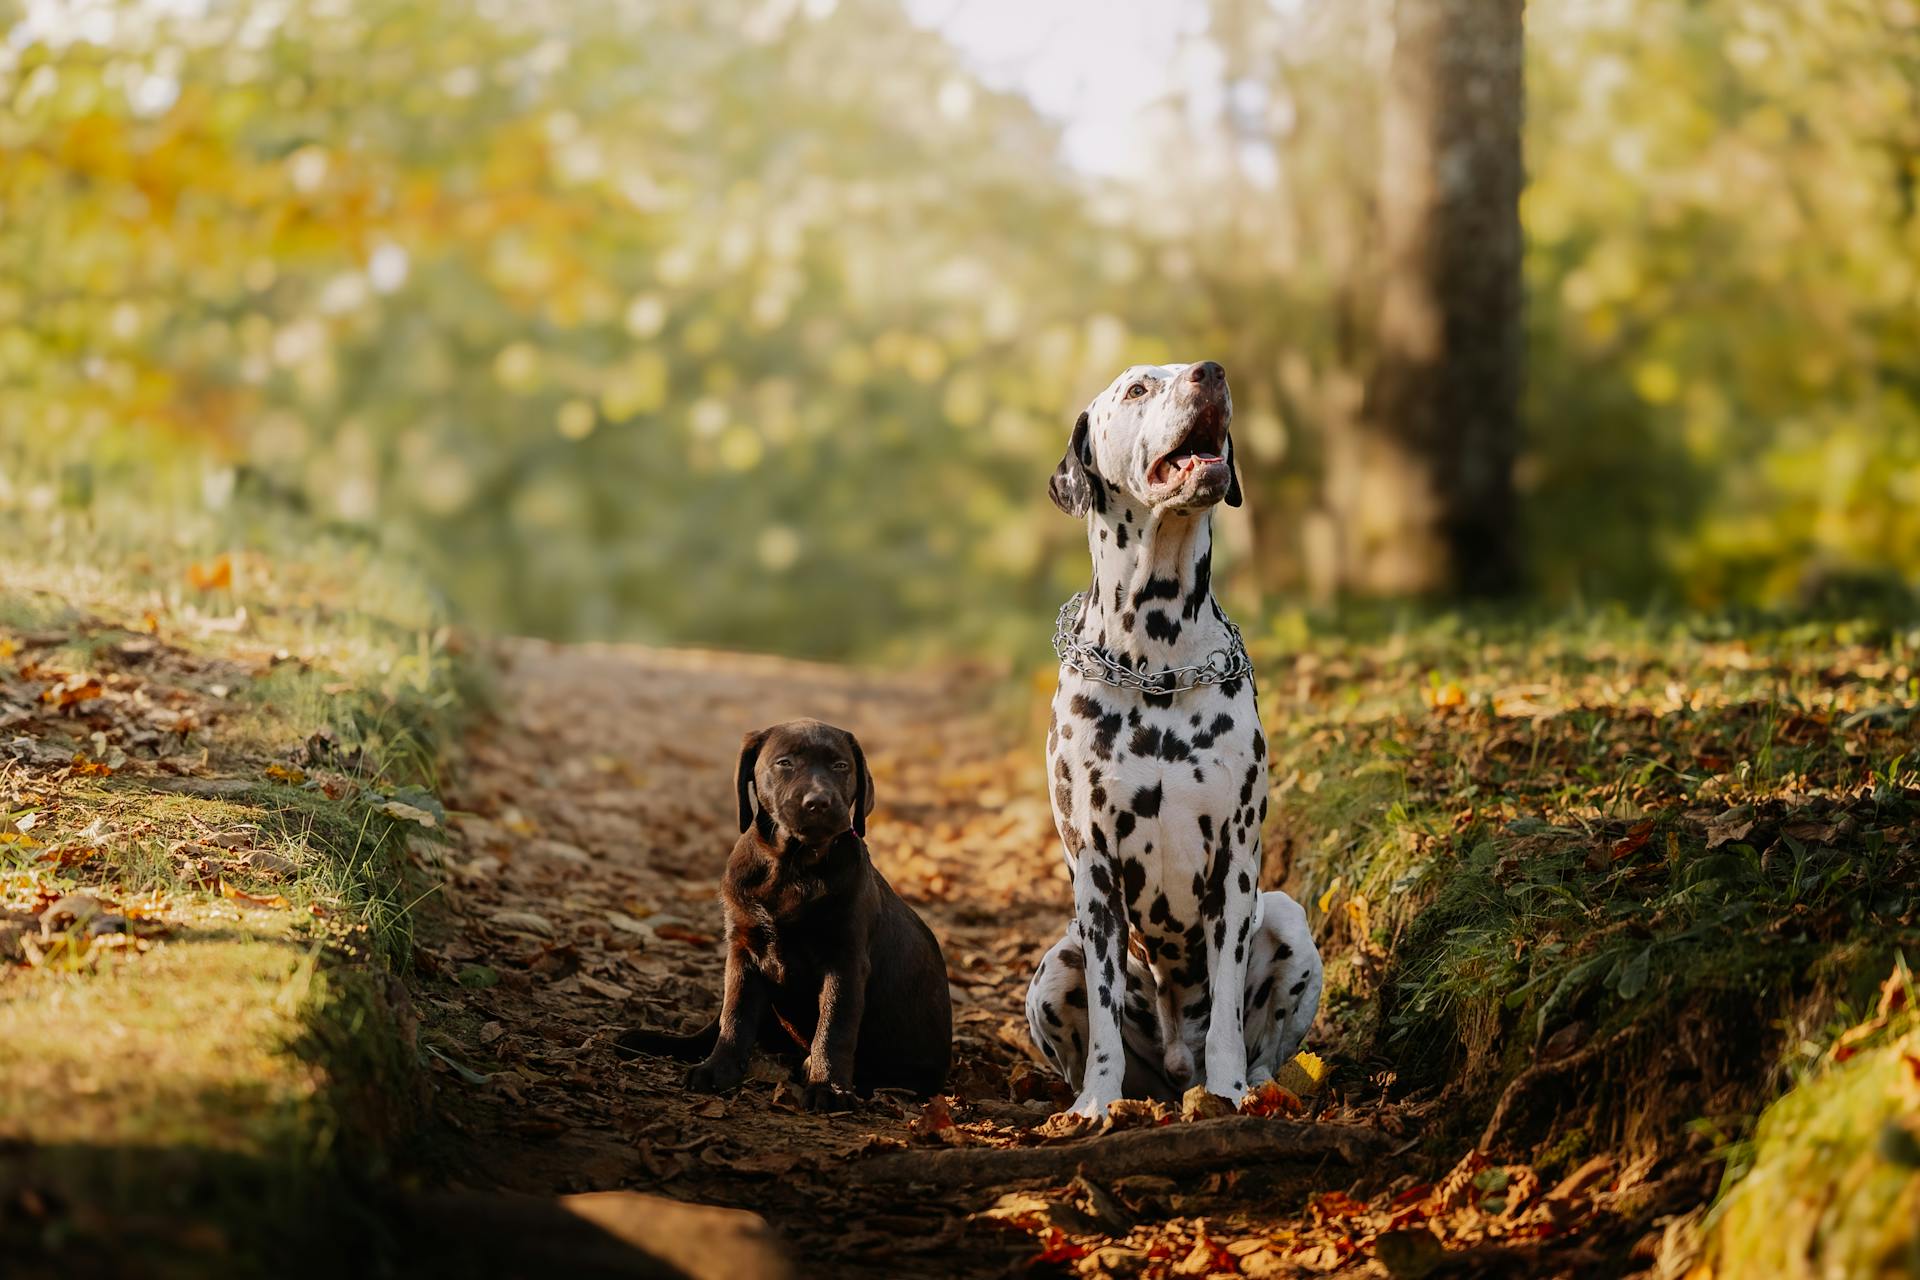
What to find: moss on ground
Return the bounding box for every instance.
[1705,970,1920,1278]
[1250,608,1919,1243]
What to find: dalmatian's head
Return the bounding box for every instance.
[1048,361,1240,518]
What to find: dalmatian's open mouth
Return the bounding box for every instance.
[1147,404,1229,494]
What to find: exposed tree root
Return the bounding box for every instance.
[848,1116,1394,1189]
[1476,1026,1640,1155]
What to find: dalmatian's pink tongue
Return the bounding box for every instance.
[1152,452,1223,486]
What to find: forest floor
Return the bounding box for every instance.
[6,552,1915,1278]
[410,632,1844,1280]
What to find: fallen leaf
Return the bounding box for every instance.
[1317,877,1343,915]
[1705,806,1756,849]
[1277,1049,1330,1097]
[425,1043,490,1085]
[187,555,233,591]
[576,973,634,1001]
[1179,1085,1236,1122]
[1611,820,1654,861]
[652,923,715,945]
[379,800,439,829]
[244,849,298,877]
[456,964,499,988]
[606,910,653,936]
[1307,1190,1369,1224]
[489,910,555,938]
[1239,1080,1304,1118]
[43,677,104,709]
[219,879,290,910]
[908,1096,958,1142]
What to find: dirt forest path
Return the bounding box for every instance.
[419,639,1088,1275]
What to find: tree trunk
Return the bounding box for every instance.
[1331,0,1524,596]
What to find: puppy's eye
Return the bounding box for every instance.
[831,760,852,773]
[774,757,794,769]
[1126,383,1147,399]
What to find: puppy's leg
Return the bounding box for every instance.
[1068,848,1133,1118]
[1200,837,1259,1101]
[1242,891,1322,1087]
[687,945,771,1094]
[801,957,869,1111]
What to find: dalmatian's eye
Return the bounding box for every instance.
[831,760,852,773]
[1126,382,1148,399]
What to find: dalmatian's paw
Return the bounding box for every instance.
[1203,1035,1250,1101]
[1068,1083,1125,1119]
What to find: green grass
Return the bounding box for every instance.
[0,483,468,1270]
[1253,606,1920,1171]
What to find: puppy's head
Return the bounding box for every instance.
[1049,361,1240,517]
[735,719,874,843]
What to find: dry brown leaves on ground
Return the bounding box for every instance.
[410,640,1684,1279]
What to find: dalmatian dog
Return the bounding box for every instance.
[1025,360,1322,1119]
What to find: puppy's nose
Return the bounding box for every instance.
[1189,361,1224,385]
[801,791,832,816]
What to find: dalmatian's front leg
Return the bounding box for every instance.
[1067,848,1130,1118]
[1202,851,1259,1101]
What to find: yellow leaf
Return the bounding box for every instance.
[1317,878,1343,914]
[265,764,306,784]
[187,555,232,591]
[1277,1050,1330,1097]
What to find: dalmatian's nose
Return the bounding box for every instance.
[1189,361,1225,386]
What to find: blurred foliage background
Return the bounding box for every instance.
[3,0,1917,658]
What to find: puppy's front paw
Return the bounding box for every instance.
[686,1057,745,1094]
[800,1081,856,1113]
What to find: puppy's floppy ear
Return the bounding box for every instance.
[1224,428,1243,508]
[735,729,767,832]
[843,729,876,837]
[1048,412,1102,517]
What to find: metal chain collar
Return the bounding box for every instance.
[1051,590,1254,696]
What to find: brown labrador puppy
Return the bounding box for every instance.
[617,719,951,1108]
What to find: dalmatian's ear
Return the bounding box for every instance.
[1225,428,1243,508]
[735,728,767,832]
[1048,412,1103,517]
